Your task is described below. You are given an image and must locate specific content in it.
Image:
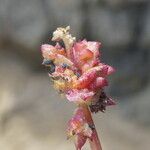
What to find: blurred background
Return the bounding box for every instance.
[0,0,150,150]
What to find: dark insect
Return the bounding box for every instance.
[43,59,55,74]
[48,63,55,74]
[42,59,53,66]
[62,63,70,69]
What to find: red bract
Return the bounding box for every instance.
[41,26,115,150]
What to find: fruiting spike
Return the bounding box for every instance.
[41,26,115,150]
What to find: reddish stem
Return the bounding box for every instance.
[81,104,102,150]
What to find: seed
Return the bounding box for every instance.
[42,59,53,65]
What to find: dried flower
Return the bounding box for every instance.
[41,26,115,150]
